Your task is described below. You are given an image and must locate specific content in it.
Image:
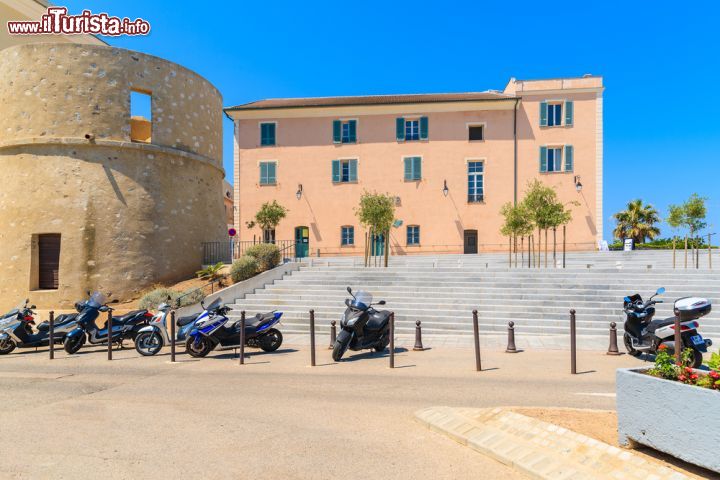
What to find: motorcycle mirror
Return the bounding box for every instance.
[346,286,352,294]
[25,298,29,304]
[656,287,666,295]
[30,305,36,309]
[624,296,631,303]
[377,300,386,305]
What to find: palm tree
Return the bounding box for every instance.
[613,199,661,244]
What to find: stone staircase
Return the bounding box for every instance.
[227,251,720,344]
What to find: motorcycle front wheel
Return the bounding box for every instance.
[135,331,164,356]
[623,333,641,357]
[185,337,214,358]
[259,328,283,352]
[64,333,86,354]
[0,338,16,355]
[332,339,350,362]
[685,348,703,369]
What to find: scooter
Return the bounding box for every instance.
[185,298,283,358]
[63,292,152,354]
[134,299,210,356]
[623,287,712,368]
[332,287,390,361]
[0,301,78,354]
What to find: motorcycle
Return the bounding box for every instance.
[623,287,712,368]
[332,287,390,362]
[185,298,283,358]
[134,299,209,356]
[63,292,152,354]
[0,300,78,354]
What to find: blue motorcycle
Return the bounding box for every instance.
[186,298,283,358]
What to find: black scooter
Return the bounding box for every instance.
[332,287,390,361]
[64,292,151,354]
[0,301,79,354]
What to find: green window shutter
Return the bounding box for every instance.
[565,101,574,126]
[332,160,340,182]
[348,159,358,181]
[404,157,412,180]
[419,116,429,140]
[413,156,422,180]
[348,120,357,143]
[269,162,276,183]
[396,118,405,141]
[564,145,574,172]
[259,162,266,183]
[539,102,548,127]
[539,146,548,172]
[332,120,341,143]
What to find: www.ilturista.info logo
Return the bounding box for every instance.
[7,7,150,36]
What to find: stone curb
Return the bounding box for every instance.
[414,406,691,480]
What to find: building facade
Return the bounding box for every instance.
[0,43,226,308]
[226,76,603,257]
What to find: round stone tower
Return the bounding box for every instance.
[0,43,226,308]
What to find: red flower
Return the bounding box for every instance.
[710,371,720,379]
[679,375,687,382]
[685,367,693,373]
[690,374,699,380]
[658,344,668,350]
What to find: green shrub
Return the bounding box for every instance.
[245,243,281,271]
[139,287,206,310]
[139,287,178,310]
[231,256,258,282]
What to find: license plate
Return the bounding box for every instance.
[691,335,704,346]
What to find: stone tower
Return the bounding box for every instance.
[0,43,226,308]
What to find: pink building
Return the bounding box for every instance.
[225,76,603,257]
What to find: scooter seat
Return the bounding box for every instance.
[366,310,390,331]
[176,315,197,327]
[113,310,147,323]
[647,317,677,334]
[36,313,77,332]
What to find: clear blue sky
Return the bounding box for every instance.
[63,0,720,242]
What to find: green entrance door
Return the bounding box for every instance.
[372,233,385,256]
[295,226,309,258]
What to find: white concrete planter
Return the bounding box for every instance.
[617,367,720,473]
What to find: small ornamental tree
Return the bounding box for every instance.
[247,200,288,242]
[500,202,533,267]
[355,191,396,267]
[667,193,708,266]
[521,180,557,267]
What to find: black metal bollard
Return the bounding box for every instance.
[505,321,517,353]
[389,312,395,369]
[328,320,337,350]
[309,309,316,367]
[239,311,246,365]
[413,320,424,351]
[48,311,55,360]
[607,322,621,355]
[170,311,176,363]
[107,310,113,361]
[674,315,682,365]
[472,309,482,371]
[570,309,577,374]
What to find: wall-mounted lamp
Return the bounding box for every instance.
[296,183,303,200]
[442,180,449,197]
[574,175,583,193]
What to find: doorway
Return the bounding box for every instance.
[463,230,478,254]
[38,234,61,290]
[295,226,309,258]
[372,233,385,256]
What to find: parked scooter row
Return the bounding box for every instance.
[0,292,287,358]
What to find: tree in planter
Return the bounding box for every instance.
[499,202,533,268]
[667,193,707,268]
[612,199,660,245]
[521,180,557,268]
[355,191,396,267]
[546,199,577,267]
[247,200,288,243]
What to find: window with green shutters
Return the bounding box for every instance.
[259,161,276,185]
[396,117,428,141]
[403,156,422,181]
[333,119,357,144]
[539,146,574,173]
[332,159,358,183]
[540,101,573,127]
[260,122,276,146]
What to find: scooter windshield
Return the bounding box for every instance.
[205,297,223,312]
[87,292,108,309]
[350,291,373,310]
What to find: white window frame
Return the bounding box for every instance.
[404,117,420,141]
[340,225,355,246]
[406,225,420,246]
[339,118,359,144]
[546,101,563,127]
[465,157,486,203]
[546,146,564,173]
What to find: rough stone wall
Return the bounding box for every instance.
[0,43,225,308]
